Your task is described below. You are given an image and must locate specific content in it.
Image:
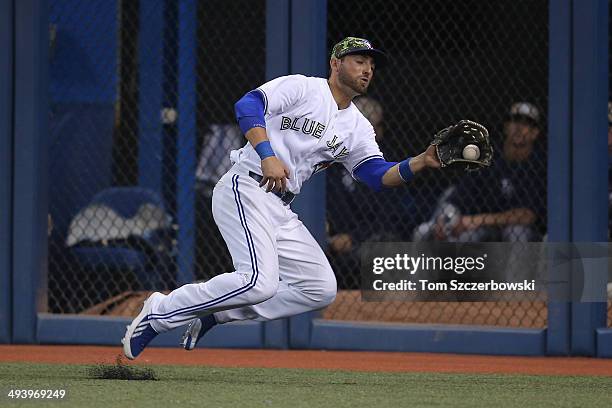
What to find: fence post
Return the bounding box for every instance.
[175,0,197,285]
[263,0,292,349]
[138,2,165,193]
[12,0,49,343]
[547,0,572,356]
[266,0,290,81]
[0,0,14,344]
[287,0,327,349]
[289,0,327,246]
[570,0,608,356]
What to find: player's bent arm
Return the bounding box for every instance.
[234,90,289,192]
[244,127,270,148]
[234,91,275,158]
[244,127,290,193]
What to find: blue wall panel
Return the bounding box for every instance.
[48,0,117,238]
[49,0,118,104]
[265,0,290,81]
[13,0,49,343]
[175,0,197,285]
[263,0,292,349]
[138,2,165,193]
[288,0,327,246]
[310,320,546,356]
[263,319,289,349]
[596,328,612,357]
[547,0,572,356]
[570,0,608,356]
[286,0,327,349]
[37,314,264,348]
[0,0,14,344]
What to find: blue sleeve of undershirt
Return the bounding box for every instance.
[234,90,266,135]
[353,158,398,192]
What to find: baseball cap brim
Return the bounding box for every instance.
[338,48,388,68]
[507,102,540,127]
[507,114,540,129]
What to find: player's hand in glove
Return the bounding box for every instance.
[408,145,441,173]
[422,144,442,169]
[431,120,493,171]
[260,156,291,193]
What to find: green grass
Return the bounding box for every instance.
[0,363,611,408]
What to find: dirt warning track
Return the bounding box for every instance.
[1,345,611,377]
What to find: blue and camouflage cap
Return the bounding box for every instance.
[331,37,387,68]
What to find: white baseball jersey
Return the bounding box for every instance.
[229,74,384,194]
[144,74,384,337]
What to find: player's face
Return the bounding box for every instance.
[503,120,540,161]
[337,54,375,95]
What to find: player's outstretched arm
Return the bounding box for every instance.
[381,145,440,188]
[352,146,440,191]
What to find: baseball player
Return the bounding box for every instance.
[122,37,441,359]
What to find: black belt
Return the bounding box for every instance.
[248,171,296,205]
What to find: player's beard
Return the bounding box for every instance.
[338,66,369,95]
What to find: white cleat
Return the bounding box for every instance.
[122,292,164,360]
[181,319,203,351]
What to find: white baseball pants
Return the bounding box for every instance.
[148,167,337,333]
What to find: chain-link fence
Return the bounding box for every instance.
[47,0,263,314]
[46,0,611,329]
[324,0,550,328]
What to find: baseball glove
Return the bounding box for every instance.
[431,120,493,171]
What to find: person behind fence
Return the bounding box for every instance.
[326,96,404,288]
[121,37,447,360]
[413,102,546,242]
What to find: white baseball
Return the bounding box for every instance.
[462,144,480,160]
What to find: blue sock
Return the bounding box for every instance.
[201,314,217,329]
